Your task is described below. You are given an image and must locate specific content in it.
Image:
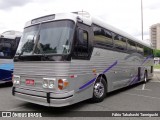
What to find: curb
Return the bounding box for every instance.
[154,69,160,72]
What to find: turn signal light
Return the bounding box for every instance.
[58,79,69,90]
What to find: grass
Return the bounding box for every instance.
[154,64,160,69]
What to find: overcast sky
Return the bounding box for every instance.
[0,0,160,43]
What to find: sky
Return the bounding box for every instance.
[0,0,160,44]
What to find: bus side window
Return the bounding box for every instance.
[144,47,153,57]
[137,44,144,55]
[114,34,126,50]
[73,28,89,59]
[148,48,153,56]
[127,40,137,52]
[93,25,113,48]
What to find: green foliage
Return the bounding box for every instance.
[153,49,160,57]
[154,64,160,69]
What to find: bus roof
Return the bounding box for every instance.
[24,12,152,49]
[24,12,92,28]
[91,16,152,48]
[0,30,22,39]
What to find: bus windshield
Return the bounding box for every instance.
[17,20,75,56]
[0,38,19,59]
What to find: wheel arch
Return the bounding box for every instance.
[96,74,108,91]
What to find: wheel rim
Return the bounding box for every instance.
[94,82,104,98]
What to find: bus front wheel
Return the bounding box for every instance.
[91,77,107,103]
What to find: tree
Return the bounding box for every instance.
[154,49,160,57]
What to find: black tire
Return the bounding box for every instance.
[6,81,13,86]
[90,77,107,103]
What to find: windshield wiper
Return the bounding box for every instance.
[17,51,23,59]
[32,35,49,61]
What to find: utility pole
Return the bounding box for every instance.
[141,0,143,40]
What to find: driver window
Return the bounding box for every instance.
[73,29,89,59]
[80,30,88,50]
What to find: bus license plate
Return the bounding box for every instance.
[25,79,35,86]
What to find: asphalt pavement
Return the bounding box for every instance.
[0,72,160,120]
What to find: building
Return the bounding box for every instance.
[150,23,160,49]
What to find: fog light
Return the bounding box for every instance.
[13,75,20,85]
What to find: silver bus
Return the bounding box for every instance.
[0,31,21,84]
[12,12,154,107]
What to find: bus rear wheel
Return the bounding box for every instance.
[91,77,107,103]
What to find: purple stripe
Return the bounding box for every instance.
[79,61,118,91]
[141,55,153,65]
[102,61,118,74]
[129,75,138,85]
[79,78,96,90]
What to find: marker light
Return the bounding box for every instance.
[58,79,69,90]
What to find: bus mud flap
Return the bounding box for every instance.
[12,87,15,96]
[47,92,50,103]
[138,67,141,81]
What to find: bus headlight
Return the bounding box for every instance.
[13,75,20,85]
[48,80,55,89]
[58,79,69,90]
[42,80,48,88]
[42,78,55,89]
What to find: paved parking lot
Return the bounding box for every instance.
[0,72,160,120]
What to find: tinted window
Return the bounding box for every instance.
[144,47,148,56]
[144,47,153,57]
[148,48,153,56]
[114,34,126,50]
[0,38,19,59]
[137,44,144,54]
[127,40,136,51]
[93,25,113,48]
[73,29,89,59]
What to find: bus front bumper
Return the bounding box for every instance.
[12,87,74,107]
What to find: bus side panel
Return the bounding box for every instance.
[0,59,13,82]
[72,47,132,95]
